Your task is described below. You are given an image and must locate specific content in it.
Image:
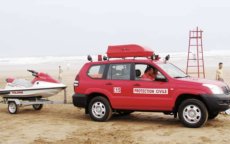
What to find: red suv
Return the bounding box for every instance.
[73,44,230,128]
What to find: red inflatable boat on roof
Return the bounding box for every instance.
[107,44,154,58]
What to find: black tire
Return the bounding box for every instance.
[8,102,18,114]
[178,99,208,128]
[32,104,43,110]
[117,110,134,116]
[88,96,112,121]
[208,112,219,120]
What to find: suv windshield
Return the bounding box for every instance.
[157,63,188,78]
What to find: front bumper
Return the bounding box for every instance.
[201,94,230,112]
[72,93,87,108]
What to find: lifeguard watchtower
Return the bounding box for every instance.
[186,27,205,78]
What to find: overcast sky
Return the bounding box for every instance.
[0,0,230,57]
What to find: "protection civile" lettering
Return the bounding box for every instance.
[133,88,168,94]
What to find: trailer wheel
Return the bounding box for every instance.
[8,102,18,114]
[33,104,43,110]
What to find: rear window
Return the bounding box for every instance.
[88,65,105,79]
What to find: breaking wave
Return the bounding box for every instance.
[0,50,229,68]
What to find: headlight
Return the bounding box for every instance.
[203,84,223,94]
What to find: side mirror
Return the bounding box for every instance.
[155,75,167,82]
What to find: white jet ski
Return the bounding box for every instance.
[0,70,66,99]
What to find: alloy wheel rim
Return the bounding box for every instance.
[183,104,201,124]
[92,102,106,119]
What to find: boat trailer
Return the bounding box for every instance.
[0,89,67,114]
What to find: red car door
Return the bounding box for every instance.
[104,63,133,109]
[127,63,173,111]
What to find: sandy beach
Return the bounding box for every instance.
[1,0,230,143]
[0,63,230,144]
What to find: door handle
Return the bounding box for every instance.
[106,82,113,86]
[133,83,141,86]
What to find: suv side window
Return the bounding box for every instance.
[88,65,105,79]
[107,63,131,80]
[135,64,165,81]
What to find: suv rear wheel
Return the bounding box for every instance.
[88,96,112,121]
[178,99,208,128]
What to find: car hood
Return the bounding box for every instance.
[176,77,227,87]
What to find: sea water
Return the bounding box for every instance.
[0,50,230,71]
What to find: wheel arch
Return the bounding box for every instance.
[85,92,112,114]
[174,94,209,114]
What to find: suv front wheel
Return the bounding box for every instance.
[178,99,208,128]
[88,96,112,122]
